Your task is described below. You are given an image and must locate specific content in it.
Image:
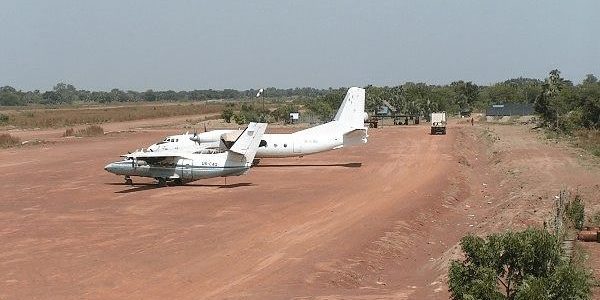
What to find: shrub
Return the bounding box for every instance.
[75,125,104,137]
[0,133,21,148]
[566,194,585,230]
[63,128,75,137]
[221,108,234,123]
[0,113,8,124]
[232,114,246,125]
[449,228,592,300]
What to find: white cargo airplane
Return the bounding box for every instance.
[146,87,368,158]
[104,123,267,186]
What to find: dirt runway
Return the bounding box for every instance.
[4,121,599,299]
[0,124,463,299]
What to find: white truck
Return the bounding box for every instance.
[430,112,447,135]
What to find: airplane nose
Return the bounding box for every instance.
[104,163,116,173]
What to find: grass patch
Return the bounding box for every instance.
[480,127,499,143]
[1,102,224,129]
[572,130,600,157]
[542,128,600,158]
[0,133,21,148]
[75,125,104,137]
[587,211,600,227]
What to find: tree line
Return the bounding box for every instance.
[2,70,599,131]
[302,71,598,132]
[0,84,328,106]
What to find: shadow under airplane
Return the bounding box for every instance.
[255,162,362,168]
[107,182,254,193]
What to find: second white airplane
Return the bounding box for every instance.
[146,87,368,158]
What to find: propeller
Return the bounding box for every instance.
[190,127,200,143]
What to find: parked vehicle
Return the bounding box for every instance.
[430,112,447,135]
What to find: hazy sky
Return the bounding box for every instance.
[1,0,599,91]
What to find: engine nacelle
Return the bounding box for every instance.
[189,135,220,143]
[190,129,243,144]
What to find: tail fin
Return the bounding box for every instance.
[228,122,267,163]
[334,87,366,129]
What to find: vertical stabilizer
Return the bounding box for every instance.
[228,122,267,163]
[333,87,366,129]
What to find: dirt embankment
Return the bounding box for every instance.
[427,123,600,298]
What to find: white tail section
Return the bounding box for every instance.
[334,87,366,129]
[229,122,267,162]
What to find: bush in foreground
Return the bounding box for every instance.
[0,133,21,148]
[449,228,592,300]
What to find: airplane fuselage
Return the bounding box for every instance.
[143,87,368,158]
[105,152,250,182]
[256,122,347,158]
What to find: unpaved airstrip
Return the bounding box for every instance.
[1,120,599,299]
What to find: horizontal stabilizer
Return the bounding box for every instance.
[343,128,368,147]
[228,122,267,162]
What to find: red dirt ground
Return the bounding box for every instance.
[1,120,599,299]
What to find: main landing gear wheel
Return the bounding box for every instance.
[124,176,133,185]
[173,178,183,185]
[157,178,167,187]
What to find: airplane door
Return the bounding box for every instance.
[293,139,302,154]
[179,159,193,180]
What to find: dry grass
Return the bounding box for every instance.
[573,130,600,157]
[63,128,75,137]
[1,103,224,129]
[0,133,21,148]
[75,125,104,137]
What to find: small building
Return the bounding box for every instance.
[486,103,535,122]
[486,103,535,117]
[376,100,397,117]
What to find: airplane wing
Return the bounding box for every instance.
[125,151,184,164]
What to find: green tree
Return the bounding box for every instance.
[221,108,234,123]
[0,86,24,106]
[451,81,479,112]
[143,89,157,102]
[582,74,598,85]
[535,70,575,129]
[578,74,600,129]
[449,228,591,300]
[53,83,79,104]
